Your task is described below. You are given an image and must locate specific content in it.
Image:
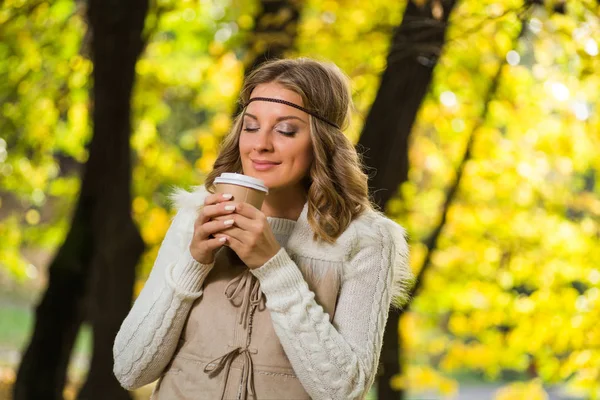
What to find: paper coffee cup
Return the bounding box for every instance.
[214,173,268,210]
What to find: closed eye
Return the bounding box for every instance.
[242,127,296,137]
[277,130,296,137]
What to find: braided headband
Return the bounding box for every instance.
[243,97,340,129]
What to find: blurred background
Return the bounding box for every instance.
[1,0,599,399]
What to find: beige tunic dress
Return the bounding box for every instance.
[152,219,340,400]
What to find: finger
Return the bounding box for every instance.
[195,207,212,231]
[202,235,228,254]
[195,195,235,227]
[204,192,234,206]
[216,226,247,244]
[200,201,237,222]
[223,213,257,232]
[232,202,260,219]
[197,217,236,239]
[220,234,243,254]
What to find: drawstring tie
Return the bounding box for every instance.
[203,345,256,400]
[203,270,263,400]
[225,270,265,328]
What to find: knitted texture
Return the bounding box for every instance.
[112,210,297,390]
[250,219,396,399]
[113,186,412,398]
[112,210,214,389]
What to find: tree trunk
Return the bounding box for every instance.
[355,1,458,399]
[14,205,94,399]
[404,0,533,381]
[234,0,301,115]
[245,0,301,72]
[77,0,148,399]
[14,1,148,399]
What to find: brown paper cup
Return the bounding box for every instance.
[212,173,268,222]
[214,183,266,210]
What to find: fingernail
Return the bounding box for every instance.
[224,205,235,211]
[219,237,227,242]
[223,219,234,226]
[222,193,233,199]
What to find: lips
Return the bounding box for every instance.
[251,159,280,171]
[251,160,280,165]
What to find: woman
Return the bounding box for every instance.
[113,58,412,400]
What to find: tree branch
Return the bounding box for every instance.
[445,4,529,46]
[0,0,48,31]
[407,4,533,300]
[140,0,175,52]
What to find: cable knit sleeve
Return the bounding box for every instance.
[113,209,214,390]
[250,217,410,400]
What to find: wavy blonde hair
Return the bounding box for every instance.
[206,58,375,243]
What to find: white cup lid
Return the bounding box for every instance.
[214,173,269,193]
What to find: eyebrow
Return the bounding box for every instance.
[243,113,307,125]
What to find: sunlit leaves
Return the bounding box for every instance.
[2,0,599,396]
[128,0,257,279]
[391,362,459,398]
[389,1,600,397]
[495,379,549,400]
[295,0,407,144]
[0,0,90,281]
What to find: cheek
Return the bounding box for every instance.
[301,148,313,169]
[293,141,313,173]
[238,136,251,157]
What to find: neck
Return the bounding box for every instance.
[261,186,307,220]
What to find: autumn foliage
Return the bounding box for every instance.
[1,0,599,398]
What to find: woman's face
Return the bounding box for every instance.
[239,82,314,194]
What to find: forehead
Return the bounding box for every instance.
[245,82,306,119]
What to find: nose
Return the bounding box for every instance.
[252,129,274,152]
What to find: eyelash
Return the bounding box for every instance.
[242,127,296,137]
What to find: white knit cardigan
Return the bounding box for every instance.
[113,186,412,399]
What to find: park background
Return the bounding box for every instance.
[1,0,599,399]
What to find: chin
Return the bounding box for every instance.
[260,178,280,189]
[260,177,286,190]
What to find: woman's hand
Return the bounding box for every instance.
[215,202,282,269]
[189,193,239,264]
